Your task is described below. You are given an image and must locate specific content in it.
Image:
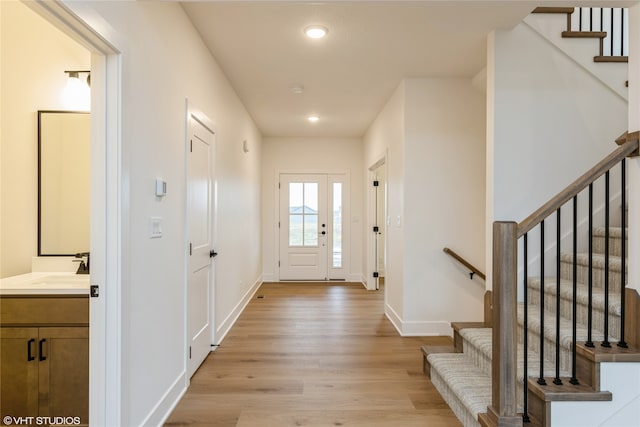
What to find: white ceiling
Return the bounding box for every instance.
[181,1,629,138]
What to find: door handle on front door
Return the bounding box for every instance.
[320,231,326,235]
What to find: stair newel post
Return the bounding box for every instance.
[487,221,522,427]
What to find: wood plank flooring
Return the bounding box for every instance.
[164,282,461,427]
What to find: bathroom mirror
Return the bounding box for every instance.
[38,111,90,255]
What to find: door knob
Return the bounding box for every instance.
[320,231,326,235]
[210,250,218,258]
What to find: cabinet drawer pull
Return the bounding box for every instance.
[27,338,36,361]
[39,339,47,361]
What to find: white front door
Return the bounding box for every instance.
[186,115,214,378]
[279,174,348,281]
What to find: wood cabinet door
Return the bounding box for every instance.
[0,327,40,419]
[38,327,89,425]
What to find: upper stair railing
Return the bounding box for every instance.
[571,7,628,60]
[487,133,639,425]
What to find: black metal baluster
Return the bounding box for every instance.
[600,8,604,33]
[589,7,593,32]
[603,171,611,348]
[621,9,625,57]
[571,196,580,385]
[554,209,563,385]
[538,220,547,385]
[619,159,628,348]
[611,8,615,57]
[579,7,583,31]
[523,233,531,423]
[586,184,595,348]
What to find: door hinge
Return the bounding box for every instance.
[189,243,192,255]
[189,346,192,359]
[278,261,281,267]
[373,272,379,278]
[278,182,281,189]
[190,139,193,152]
[373,180,379,187]
[278,221,280,228]
[90,285,99,298]
[373,226,379,233]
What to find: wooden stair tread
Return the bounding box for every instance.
[562,31,606,39]
[421,345,456,356]
[479,412,542,427]
[594,56,628,63]
[532,7,574,14]
[527,377,612,402]
[452,321,486,332]
[576,342,640,363]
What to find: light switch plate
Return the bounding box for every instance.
[150,217,163,238]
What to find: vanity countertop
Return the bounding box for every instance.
[0,272,89,295]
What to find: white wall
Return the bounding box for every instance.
[62,2,262,425]
[0,1,90,278]
[363,78,486,336]
[402,78,486,334]
[364,82,405,321]
[261,136,363,282]
[487,22,628,288]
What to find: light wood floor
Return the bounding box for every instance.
[164,282,461,427]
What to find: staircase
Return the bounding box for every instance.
[421,8,640,426]
[424,223,630,426]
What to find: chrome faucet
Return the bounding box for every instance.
[74,252,90,274]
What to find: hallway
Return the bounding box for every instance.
[164,282,461,426]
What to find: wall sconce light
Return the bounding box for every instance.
[62,70,91,111]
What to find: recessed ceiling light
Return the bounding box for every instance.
[305,25,328,39]
[307,115,320,123]
[290,84,304,94]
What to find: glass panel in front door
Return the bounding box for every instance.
[289,182,319,247]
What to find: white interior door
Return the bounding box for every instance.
[186,115,214,378]
[279,174,328,280]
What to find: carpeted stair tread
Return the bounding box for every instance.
[458,327,571,380]
[528,277,622,316]
[427,353,491,425]
[518,303,616,349]
[560,252,626,273]
[592,226,626,238]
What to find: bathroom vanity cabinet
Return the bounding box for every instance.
[0,295,88,425]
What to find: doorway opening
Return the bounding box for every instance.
[367,157,387,292]
[22,2,123,425]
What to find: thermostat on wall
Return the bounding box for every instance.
[156,179,167,197]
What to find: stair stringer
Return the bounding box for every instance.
[549,362,640,426]
[523,12,628,101]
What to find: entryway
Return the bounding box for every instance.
[278,173,349,281]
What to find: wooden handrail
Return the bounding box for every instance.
[443,247,486,280]
[517,136,639,238]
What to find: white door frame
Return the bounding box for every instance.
[26,2,123,425]
[367,155,387,291]
[274,170,350,281]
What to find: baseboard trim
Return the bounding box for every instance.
[385,303,403,335]
[402,320,453,337]
[140,370,186,427]
[385,303,453,337]
[215,276,262,344]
